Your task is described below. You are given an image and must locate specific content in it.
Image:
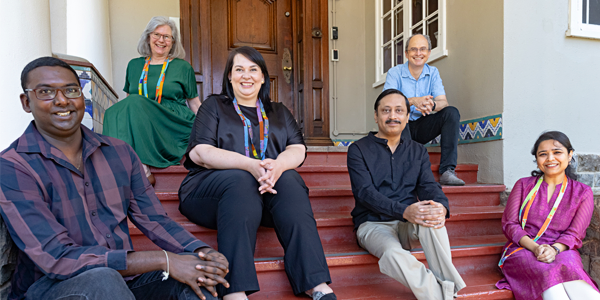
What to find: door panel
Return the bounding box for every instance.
[210,0,294,111]
[180,0,332,145]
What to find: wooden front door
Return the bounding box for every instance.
[180,0,332,145]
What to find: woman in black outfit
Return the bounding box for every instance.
[178,46,337,300]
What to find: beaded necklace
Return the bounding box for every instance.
[138,57,171,104]
[498,175,569,268]
[232,98,269,160]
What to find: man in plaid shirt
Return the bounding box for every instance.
[0,57,229,300]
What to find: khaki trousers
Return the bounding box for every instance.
[357,220,466,300]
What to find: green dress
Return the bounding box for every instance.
[103,57,198,168]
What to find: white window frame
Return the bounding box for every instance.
[373,0,448,87]
[567,0,600,40]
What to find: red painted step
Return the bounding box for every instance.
[152,184,505,221]
[249,272,513,299]
[129,206,504,252]
[150,162,479,192]
[245,235,510,299]
[144,149,511,299]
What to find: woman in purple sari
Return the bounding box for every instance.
[496,131,600,300]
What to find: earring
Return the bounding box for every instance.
[261,80,264,84]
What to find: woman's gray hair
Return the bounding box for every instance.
[137,16,186,59]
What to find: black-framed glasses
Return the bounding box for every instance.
[25,86,82,100]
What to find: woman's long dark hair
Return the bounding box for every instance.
[219,46,272,111]
[531,131,577,180]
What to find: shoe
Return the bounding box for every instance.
[312,291,337,300]
[439,168,465,186]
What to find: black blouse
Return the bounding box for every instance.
[179,95,306,201]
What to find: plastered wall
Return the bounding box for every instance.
[108,0,180,100]
[431,0,504,184]
[503,0,600,188]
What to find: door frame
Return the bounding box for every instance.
[179,0,332,146]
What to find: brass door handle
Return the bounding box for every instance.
[282,48,292,84]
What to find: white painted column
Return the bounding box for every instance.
[0,0,52,150]
[50,0,114,85]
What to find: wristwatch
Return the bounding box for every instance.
[551,245,561,255]
[432,101,437,111]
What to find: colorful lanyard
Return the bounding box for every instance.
[138,57,171,104]
[498,176,569,268]
[232,98,269,160]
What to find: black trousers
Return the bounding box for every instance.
[179,169,331,296]
[403,106,460,174]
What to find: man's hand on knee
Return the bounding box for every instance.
[170,249,230,299]
[403,201,447,228]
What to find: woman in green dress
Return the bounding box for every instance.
[103,16,200,185]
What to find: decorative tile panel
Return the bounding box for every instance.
[72,66,118,134]
[332,114,503,147]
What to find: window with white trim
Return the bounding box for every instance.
[374,0,447,87]
[567,0,600,39]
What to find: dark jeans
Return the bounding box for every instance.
[179,169,331,296]
[26,267,217,300]
[404,106,460,174]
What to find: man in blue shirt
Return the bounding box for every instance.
[383,34,463,185]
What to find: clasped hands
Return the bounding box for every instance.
[403,200,447,229]
[533,244,559,263]
[413,95,435,115]
[171,248,230,300]
[249,158,283,194]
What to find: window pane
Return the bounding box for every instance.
[583,0,588,23]
[427,19,438,49]
[395,39,404,65]
[384,14,392,43]
[590,0,600,25]
[412,24,423,35]
[412,0,423,26]
[428,0,438,15]
[395,8,404,38]
[383,0,391,14]
[383,44,392,73]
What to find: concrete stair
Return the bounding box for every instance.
[132,148,512,299]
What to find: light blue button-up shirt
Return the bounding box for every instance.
[383,62,446,121]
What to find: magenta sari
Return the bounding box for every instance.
[496,176,598,300]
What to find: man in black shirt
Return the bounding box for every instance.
[347,89,465,300]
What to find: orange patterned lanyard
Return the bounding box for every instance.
[138,57,171,104]
[498,176,568,268]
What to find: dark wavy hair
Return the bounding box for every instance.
[374,89,410,114]
[219,46,272,111]
[531,131,577,180]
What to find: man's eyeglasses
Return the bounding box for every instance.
[407,47,430,53]
[151,32,174,42]
[25,86,83,100]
